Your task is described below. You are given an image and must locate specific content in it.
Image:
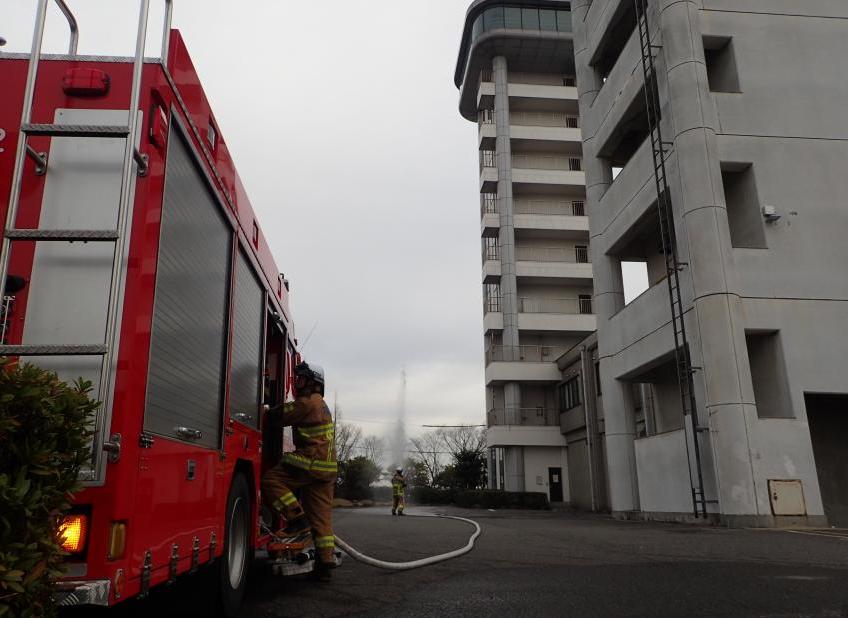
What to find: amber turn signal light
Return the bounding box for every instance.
[58,514,88,554]
[107,522,127,560]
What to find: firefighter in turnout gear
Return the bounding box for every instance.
[262,362,337,581]
[391,468,407,516]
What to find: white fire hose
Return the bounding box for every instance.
[333,514,481,571]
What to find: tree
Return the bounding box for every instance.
[337,456,380,501]
[438,426,486,458]
[453,450,488,490]
[409,432,444,486]
[334,422,363,463]
[361,435,385,470]
[401,458,429,487]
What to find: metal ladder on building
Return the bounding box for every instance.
[633,0,710,518]
[0,0,168,480]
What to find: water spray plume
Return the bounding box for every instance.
[390,369,407,470]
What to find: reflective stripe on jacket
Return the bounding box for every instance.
[391,474,406,497]
[269,393,337,480]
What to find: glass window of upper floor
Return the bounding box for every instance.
[471,5,573,42]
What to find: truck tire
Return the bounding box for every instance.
[216,473,252,617]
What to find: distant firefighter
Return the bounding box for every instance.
[391,468,407,516]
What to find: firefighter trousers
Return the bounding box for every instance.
[262,464,335,563]
[392,494,405,514]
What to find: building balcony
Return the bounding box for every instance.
[516,245,589,263]
[486,344,569,364]
[478,81,579,114]
[484,297,597,335]
[488,407,560,427]
[591,31,650,165]
[478,110,581,151]
[512,167,585,191]
[585,0,636,81]
[479,149,498,193]
[483,197,589,239]
[486,425,567,448]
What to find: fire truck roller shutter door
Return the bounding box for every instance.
[229,249,265,430]
[144,122,232,449]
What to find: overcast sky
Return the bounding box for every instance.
[4,0,488,439]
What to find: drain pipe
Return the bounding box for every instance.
[334,514,481,571]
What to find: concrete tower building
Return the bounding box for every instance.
[455,1,595,501]
[572,0,848,526]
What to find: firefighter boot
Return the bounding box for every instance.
[312,559,334,582]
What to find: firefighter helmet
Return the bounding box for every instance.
[294,362,325,386]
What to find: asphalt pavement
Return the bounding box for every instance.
[66,505,848,617]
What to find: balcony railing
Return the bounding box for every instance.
[519,297,593,314]
[484,295,502,314]
[482,240,500,262]
[478,108,495,127]
[481,193,498,215]
[480,149,497,171]
[512,154,582,171]
[508,72,575,87]
[485,344,568,363]
[515,246,591,263]
[513,198,585,216]
[510,111,580,129]
[488,407,560,427]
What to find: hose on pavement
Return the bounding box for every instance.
[334,514,481,571]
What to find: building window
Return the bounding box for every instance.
[559,377,581,411]
[721,163,767,248]
[704,36,741,93]
[563,76,576,87]
[566,115,579,129]
[521,8,540,30]
[746,331,794,419]
[575,245,589,263]
[579,294,593,314]
[568,157,582,171]
[504,7,522,29]
[539,9,557,31]
[572,200,585,216]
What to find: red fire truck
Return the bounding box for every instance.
[0,1,312,614]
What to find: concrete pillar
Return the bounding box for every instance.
[505,446,525,492]
[493,55,523,427]
[573,0,640,513]
[658,0,758,518]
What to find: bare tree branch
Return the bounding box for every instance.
[361,435,386,469]
[335,422,363,463]
[409,432,444,485]
[438,426,487,457]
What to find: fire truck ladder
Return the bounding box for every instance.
[0,0,162,479]
[634,0,710,518]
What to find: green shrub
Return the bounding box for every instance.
[454,490,550,510]
[337,456,380,501]
[409,487,454,505]
[0,360,98,618]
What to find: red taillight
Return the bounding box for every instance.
[58,514,88,554]
[62,68,110,97]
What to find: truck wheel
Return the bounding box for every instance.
[217,473,251,617]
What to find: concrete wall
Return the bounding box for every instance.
[523,446,570,502]
[635,430,693,515]
[574,0,848,524]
